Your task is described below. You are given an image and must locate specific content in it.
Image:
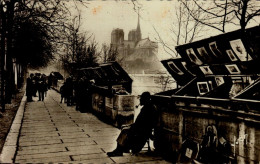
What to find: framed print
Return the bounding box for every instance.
[208,81,213,90]
[209,42,222,57]
[226,49,238,61]
[181,61,188,70]
[167,61,184,75]
[225,64,241,74]
[181,61,195,75]
[230,39,252,61]
[197,47,210,60]
[186,48,203,65]
[215,77,224,86]
[199,66,213,75]
[197,82,210,95]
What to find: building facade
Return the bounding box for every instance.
[110,15,175,94]
[110,15,163,74]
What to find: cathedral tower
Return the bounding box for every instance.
[111,28,124,45]
[135,10,142,42]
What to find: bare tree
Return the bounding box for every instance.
[61,14,100,74]
[182,0,260,32]
[153,2,205,57]
[0,0,88,110]
[0,0,73,108]
[101,43,119,63]
[158,74,175,92]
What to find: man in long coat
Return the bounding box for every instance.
[26,73,34,102]
[107,92,158,157]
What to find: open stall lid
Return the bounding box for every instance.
[161,58,195,86]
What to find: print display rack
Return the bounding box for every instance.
[153,25,260,163]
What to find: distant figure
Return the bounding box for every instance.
[66,76,73,106]
[37,75,46,101]
[60,83,66,103]
[75,77,86,111]
[32,74,38,97]
[26,73,34,102]
[107,92,158,157]
[48,74,53,89]
[42,74,48,97]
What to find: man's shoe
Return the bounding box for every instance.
[107,151,123,157]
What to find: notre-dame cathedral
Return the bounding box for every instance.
[110,15,163,74]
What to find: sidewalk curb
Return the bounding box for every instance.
[0,93,27,163]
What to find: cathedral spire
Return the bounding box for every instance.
[136,8,142,42]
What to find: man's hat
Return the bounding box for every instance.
[140,92,151,99]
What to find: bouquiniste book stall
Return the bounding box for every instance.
[153,26,260,163]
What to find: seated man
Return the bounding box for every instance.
[107,92,158,157]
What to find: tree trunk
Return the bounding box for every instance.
[0,4,6,112]
[240,0,248,32]
[5,0,15,104]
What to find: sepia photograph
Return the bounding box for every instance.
[181,61,195,76]
[209,41,222,57]
[225,64,241,74]
[0,0,259,164]
[197,46,210,60]
[197,82,210,95]
[167,61,184,75]
[186,48,203,65]
[230,39,252,61]
[199,65,213,75]
[226,49,238,61]
[215,77,225,86]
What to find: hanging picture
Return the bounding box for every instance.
[226,49,238,61]
[197,82,210,95]
[186,48,203,65]
[215,77,225,86]
[167,61,184,75]
[181,61,195,75]
[225,64,241,74]
[209,42,222,57]
[208,81,213,90]
[199,66,213,75]
[230,39,252,61]
[197,47,210,61]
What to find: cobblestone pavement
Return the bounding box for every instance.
[14,89,171,163]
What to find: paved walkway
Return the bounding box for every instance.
[13,89,170,163]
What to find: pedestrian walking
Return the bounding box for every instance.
[26,73,34,102]
[66,76,73,106]
[37,75,46,101]
[41,74,48,97]
[60,83,66,103]
[32,73,38,97]
[74,77,85,112]
[47,73,53,89]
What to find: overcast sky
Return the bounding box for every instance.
[67,0,260,60]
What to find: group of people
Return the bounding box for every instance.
[60,76,74,106]
[26,73,48,102]
[60,76,94,113]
